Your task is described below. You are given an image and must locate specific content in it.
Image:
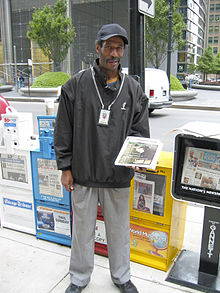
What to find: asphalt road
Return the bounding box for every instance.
[149,107,220,152]
[4,88,220,151]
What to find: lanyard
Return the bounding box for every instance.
[91,67,125,110]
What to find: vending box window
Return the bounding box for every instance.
[172,134,220,208]
[129,151,187,271]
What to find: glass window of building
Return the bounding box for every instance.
[215,15,220,21]
[214,36,219,44]
[181,0,187,6]
[210,4,215,11]
[177,64,185,73]
[197,47,203,55]
[214,25,219,32]
[210,15,214,22]
[208,37,213,44]
[178,52,185,62]
[209,26,213,33]
[213,47,218,54]
[216,4,220,11]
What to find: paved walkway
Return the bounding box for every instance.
[0,203,204,293]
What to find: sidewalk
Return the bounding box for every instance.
[0,203,204,293]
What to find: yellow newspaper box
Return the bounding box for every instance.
[129,151,187,271]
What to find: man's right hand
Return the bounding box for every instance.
[61,170,74,191]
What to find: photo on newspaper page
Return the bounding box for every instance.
[181,146,220,190]
[114,136,162,170]
[133,172,155,214]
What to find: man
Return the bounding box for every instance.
[54,23,150,293]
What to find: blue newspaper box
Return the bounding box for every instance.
[31,116,71,246]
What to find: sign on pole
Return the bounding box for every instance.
[138,0,155,18]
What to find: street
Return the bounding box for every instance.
[149,107,220,152]
[7,88,220,152]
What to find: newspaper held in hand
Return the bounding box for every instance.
[114,136,163,170]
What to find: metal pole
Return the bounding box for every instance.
[27,61,30,97]
[166,0,174,85]
[13,45,18,92]
[129,0,145,91]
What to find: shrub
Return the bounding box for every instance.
[170,74,185,91]
[31,72,70,88]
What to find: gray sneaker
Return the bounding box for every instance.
[65,283,86,293]
[114,280,139,293]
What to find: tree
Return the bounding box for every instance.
[27,0,76,71]
[213,53,220,80]
[197,46,215,80]
[145,0,185,68]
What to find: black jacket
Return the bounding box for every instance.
[54,61,150,188]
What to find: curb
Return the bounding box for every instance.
[170,90,197,102]
[192,84,220,90]
[0,85,13,92]
[20,86,61,97]
[171,104,220,111]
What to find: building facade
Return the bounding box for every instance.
[0,0,210,85]
[0,0,128,84]
[208,0,220,55]
[177,0,209,81]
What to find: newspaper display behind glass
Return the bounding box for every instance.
[36,205,71,236]
[133,172,155,214]
[181,147,220,191]
[37,159,63,198]
[0,154,28,183]
[132,172,166,216]
[114,136,162,170]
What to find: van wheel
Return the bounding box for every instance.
[149,109,154,114]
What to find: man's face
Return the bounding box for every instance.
[96,36,125,73]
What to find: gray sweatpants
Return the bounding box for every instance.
[69,184,131,287]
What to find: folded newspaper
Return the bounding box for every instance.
[171,121,220,139]
[114,136,163,170]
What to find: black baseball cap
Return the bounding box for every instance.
[97,23,128,45]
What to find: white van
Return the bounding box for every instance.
[122,68,172,113]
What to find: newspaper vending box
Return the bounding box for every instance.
[31,116,72,246]
[166,134,220,292]
[129,151,187,271]
[0,112,38,234]
[94,151,187,272]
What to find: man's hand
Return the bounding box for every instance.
[127,166,146,172]
[61,170,74,191]
[132,166,146,172]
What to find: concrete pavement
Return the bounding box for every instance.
[0,203,204,293]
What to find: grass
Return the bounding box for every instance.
[31,72,70,88]
[170,74,185,91]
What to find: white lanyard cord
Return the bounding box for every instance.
[91,67,125,110]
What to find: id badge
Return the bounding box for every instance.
[98,109,110,126]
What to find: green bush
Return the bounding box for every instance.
[0,83,3,86]
[31,72,70,88]
[170,74,185,91]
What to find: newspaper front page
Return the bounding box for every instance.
[181,147,220,192]
[0,154,28,183]
[37,159,63,198]
[115,136,162,170]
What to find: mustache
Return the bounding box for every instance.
[106,57,120,62]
